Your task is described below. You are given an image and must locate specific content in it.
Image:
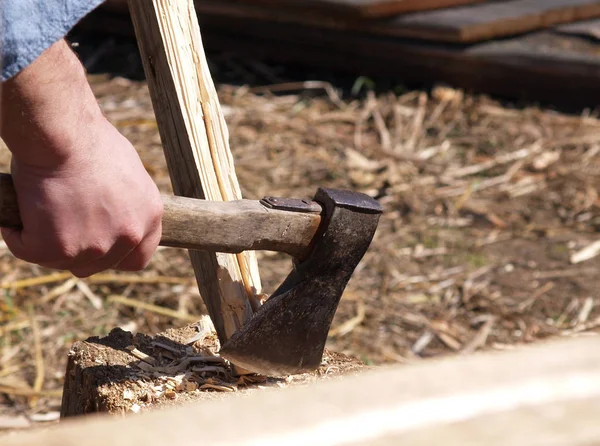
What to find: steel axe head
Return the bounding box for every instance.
[219,188,382,376]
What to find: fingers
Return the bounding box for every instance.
[1,227,25,258]
[70,221,162,277]
[66,239,138,278]
[114,223,162,272]
[2,222,162,278]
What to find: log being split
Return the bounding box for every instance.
[8,335,600,446]
[127,0,262,346]
[58,324,365,418]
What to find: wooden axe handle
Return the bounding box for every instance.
[0,173,322,258]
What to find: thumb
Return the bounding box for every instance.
[1,227,28,261]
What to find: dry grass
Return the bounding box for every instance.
[2,72,600,429]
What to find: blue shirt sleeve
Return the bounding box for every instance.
[1,0,104,81]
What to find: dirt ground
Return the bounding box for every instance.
[2,34,600,432]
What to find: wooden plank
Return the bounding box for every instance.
[555,18,600,40]
[191,0,600,44]
[389,0,600,43]
[74,6,600,107]
[228,0,487,19]
[126,0,263,347]
[104,0,486,18]
[6,335,600,445]
[194,10,600,107]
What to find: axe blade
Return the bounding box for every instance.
[219,188,382,376]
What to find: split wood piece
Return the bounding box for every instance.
[126,0,263,347]
[11,335,600,445]
[104,0,485,19]
[193,0,600,43]
[59,325,365,417]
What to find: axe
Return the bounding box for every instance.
[0,173,382,376]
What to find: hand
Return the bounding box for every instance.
[3,118,163,278]
[1,39,163,277]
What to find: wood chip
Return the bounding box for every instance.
[200,383,236,392]
[125,346,157,365]
[28,411,60,422]
[570,239,600,264]
[461,317,496,354]
[412,331,435,354]
[164,390,177,399]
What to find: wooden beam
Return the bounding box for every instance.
[555,18,600,40]
[389,0,600,43]
[209,0,486,19]
[104,0,486,18]
[73,5,600,107]
[126,0,262,344]
[6,336,600,445]
[192,0,600,43]
[194,14,600,107]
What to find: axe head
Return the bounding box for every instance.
[219,188,382,376]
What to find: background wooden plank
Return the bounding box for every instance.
[191,0,600,44]
[104,0,486,18]
[105,0,600,43]
[389,0,600,42]
[224,0,487,18]
[74,3,600,106]
[555,18,600,40]
[74,5,600,107]
[193,13,600,107]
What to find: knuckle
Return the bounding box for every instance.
[54,242,79,263]
[83,242,109,259]
[119,225,144,247]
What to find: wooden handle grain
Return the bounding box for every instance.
[0,173,321,257]
[160,194,321,257]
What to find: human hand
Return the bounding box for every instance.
[1,39,163,277]
[3,118,163,278]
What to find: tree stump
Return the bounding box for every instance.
[60,322,366,417]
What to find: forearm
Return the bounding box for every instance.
[1,39,104,170]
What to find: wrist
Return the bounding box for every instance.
[1,39,105,171]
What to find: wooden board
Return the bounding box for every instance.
[224,0,487,19]
[192,0,600,44]
[195,14,600,107]
[103,0,600,43]
[7,335,600,445]
[555,18,600,40]
[104,0,486,18]
[74,7,600,107]
[389,0,600,42]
